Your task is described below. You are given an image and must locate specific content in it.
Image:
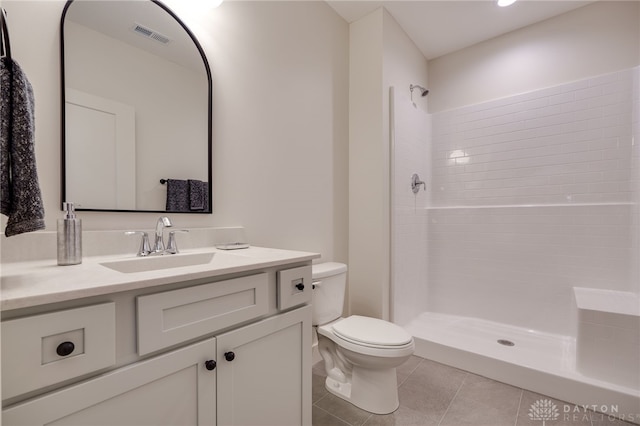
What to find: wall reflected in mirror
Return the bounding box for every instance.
[62,0,212,213]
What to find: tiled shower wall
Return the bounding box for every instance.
[431,68,635,206]
[392,67,639,336]
[426,204,634,335]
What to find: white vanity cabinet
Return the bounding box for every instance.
[216,305,311,425]
[1,256,314,426]
[2,337,217,425]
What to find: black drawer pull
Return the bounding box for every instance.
[56,341,75,357]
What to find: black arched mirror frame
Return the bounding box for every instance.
[60,0,212,213]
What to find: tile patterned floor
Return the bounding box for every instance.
[312,356,638,426]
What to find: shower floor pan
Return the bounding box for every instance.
[405,311,639,420]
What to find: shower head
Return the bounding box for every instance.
[410,84,429,97]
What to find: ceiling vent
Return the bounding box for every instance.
[132,23,171,45]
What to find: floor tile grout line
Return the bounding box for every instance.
[313,391,330,406]
[312,404,350,426]
[313,390,372,426]
[437,371,469,426]
[588,407,595,426]
[397,357,424,388]
[360,412,373,426]
[513,389,524,426]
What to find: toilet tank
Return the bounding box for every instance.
[311,262,348,326]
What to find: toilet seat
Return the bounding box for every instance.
[317,316,415,358]
[332,315,413,348]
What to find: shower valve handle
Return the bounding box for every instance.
[411,173,426,194]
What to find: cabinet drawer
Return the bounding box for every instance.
[277,265,312,310]
[1,303,116,400]
[137,273,268,355]
[3,337,216,426]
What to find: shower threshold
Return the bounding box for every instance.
[404,311,639,420]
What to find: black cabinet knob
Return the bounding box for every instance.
[205,360,217,371]
[56,341,75,357]
[295,283,305,291]
[224,351,235,362]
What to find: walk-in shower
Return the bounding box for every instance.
[390,66,640,422]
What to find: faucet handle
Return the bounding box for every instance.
[166,230,189,254]
[125,231,151,256]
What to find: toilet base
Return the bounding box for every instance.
[324,366,400,415]
[325,376,352,402]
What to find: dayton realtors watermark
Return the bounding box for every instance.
[529,399,639,424]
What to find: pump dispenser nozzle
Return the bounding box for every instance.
[63,202,77,219]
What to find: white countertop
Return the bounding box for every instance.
[1,246,320,311]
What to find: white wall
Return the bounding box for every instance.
[348,8,428,319]
[200,1,349,258]
[0,1,349,263]
[632,66,640,292]
[429,1,640,113]
[382,10,429,116]
[391,88,430,326]
[348,9,385,318]
[382,11,430,325]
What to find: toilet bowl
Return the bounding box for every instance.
[312,263,415,414]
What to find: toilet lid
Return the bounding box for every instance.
[332,316,413,347]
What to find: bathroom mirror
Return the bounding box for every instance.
[61,0,212,213]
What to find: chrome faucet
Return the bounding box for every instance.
[125,231,151,256]
[166,229,189,254]
[152,216,172,254]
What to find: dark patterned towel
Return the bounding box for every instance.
[188,179,205,210]
[165,179,189,212]
[1,57,45,236]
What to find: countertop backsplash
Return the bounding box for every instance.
[0,226,247,264]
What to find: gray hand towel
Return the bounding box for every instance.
[1,57,45,237]
[165,179,189,212]
[188,179,205,211]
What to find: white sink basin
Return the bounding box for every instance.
[101,252,215,274]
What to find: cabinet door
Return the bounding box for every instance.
[216,305,312,426]
[3,338,217,426]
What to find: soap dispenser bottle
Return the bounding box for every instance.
[57,202,82,265]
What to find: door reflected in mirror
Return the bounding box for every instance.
[61,0,212,213]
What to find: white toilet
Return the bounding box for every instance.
[312,262,414,414]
